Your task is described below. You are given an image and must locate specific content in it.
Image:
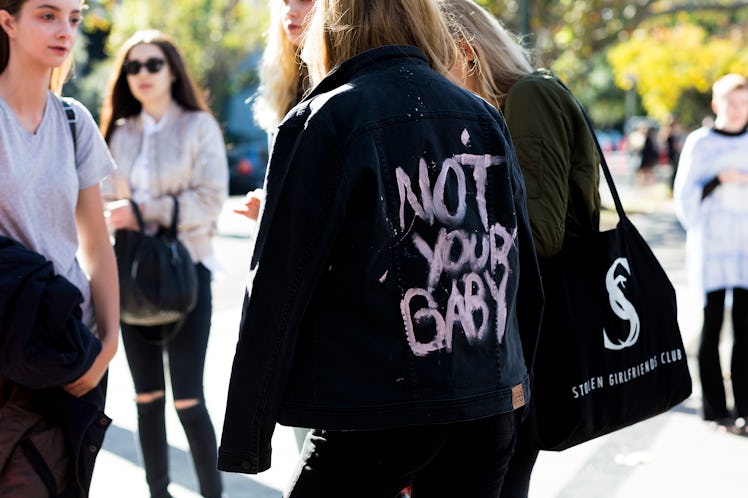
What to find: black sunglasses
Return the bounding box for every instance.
[123,58,166,76]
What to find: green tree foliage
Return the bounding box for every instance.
[609,19,748,124]
[69,0,268,127]
[477,1,673,68]
[477,0,748,126]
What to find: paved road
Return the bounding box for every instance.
[90,171,748,497]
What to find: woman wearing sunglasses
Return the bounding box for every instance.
[99,29,228,498]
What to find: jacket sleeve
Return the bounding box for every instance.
[0,244,101,390]
[218,118,348,474]
[99,128,131,203]
[140,113,229,231]
[503,79,572,258]
[501,123,544,381]
[673,132,706,230]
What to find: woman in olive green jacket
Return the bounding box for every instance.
[439,0,601,496]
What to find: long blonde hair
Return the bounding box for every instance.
[252,0,309,132]
[437,0,532,109]
[302,0,456,86]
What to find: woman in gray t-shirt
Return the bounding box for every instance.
[0,0,118,494]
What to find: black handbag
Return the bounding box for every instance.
[114,197,198,343]
[523,96,692,451]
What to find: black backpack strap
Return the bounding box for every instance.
[60,97,78,156]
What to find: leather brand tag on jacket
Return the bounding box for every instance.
[511,384,525,409]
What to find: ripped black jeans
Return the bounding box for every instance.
[121,263,222,498]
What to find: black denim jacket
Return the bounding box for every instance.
[219,46,543,474]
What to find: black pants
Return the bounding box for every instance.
[121,264,222,498]
[286,412,516,498]
[699,288,748,420]
[498,420,539,498]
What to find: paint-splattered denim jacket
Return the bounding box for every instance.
[219,45,543,474]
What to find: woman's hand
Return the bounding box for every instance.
[105,199,139,230]
[717,169,748,184]
[62,338,117,397]
[233,188,265,221]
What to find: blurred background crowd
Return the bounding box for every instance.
[62,0,748,197]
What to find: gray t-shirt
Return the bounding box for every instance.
[0,92,115,326]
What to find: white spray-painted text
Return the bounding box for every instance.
[396,148,515,356]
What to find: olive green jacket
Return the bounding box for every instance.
[502,70,601,257]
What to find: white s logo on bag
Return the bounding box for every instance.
[603,258,640,350]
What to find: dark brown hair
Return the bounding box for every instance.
[100,29,209,142]
[0,0,25,75]
[1,0,75,92]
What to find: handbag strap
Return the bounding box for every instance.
[555,79,628,223]
[129,200,146,232]
[168,196,180,238]
[128,196,180,236]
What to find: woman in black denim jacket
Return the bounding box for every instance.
[219,0,543,496]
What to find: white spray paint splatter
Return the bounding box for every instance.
[461,129,471,147]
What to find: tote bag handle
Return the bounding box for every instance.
[556,79,628,223]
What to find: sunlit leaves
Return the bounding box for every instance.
[476,0,748,124]
[105,0,268,115]
[609,22,748,120]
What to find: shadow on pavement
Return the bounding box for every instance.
[103,423,282,498]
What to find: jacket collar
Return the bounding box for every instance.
[305,45,429,101]
[125,102,183,135]
[140,101,177,134]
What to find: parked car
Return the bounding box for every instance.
[227,139,269,196]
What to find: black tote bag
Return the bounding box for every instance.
[114,197,198,343]
[524,99,692,451]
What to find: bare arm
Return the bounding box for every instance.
[64,184,119,397]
